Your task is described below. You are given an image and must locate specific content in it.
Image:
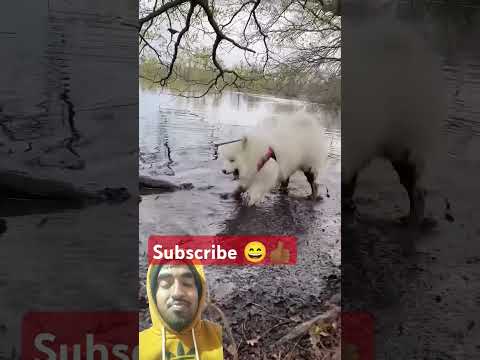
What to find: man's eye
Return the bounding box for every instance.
[182,280,194,287]
[159,279,171,288]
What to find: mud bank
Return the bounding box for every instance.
[139,156,341,358]
[343,156,480,358]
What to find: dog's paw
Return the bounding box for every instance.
[244,195,257,207]
[244,191,263,207]
[342,198,356,212]
[398,215,438,231]
[308,194,323,201]
[246,198,257,207]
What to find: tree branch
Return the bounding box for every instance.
[250,0,269,72]
[139,0,190,26]
[138,0,341,98]
[138,31,168,69]
[196,0,256,54]
[221,0,256,29]
[160,2,196,85]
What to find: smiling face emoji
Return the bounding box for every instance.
[244,241,266,263]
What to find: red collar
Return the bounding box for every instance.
[257,147,277,171]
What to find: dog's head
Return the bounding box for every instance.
[218,137,249,180]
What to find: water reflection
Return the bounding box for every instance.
[139,86,341,179]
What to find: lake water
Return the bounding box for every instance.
[0,3,138,356]
[139,87,340,178]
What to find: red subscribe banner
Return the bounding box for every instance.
[22,311,138,360]
[342,311,375,360]
[147,235,297,265]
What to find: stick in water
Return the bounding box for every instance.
[213,139,242,147]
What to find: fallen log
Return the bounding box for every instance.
[0,170,130,203]
[1,170,95,200]
[139,175,193,194]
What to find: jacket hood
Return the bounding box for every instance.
[141,262,223,360]
[146,262,208,335]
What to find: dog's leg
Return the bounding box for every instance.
[391,157,427,255]
[391,159,425,226]
[341,173,358,212]
[279,177,290,194]
[304,169,319,200]
[245,189,262,206]
[244,181,269,206]
[232,185,245,200]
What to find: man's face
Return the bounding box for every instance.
[155,265,199,332]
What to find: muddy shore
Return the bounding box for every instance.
[139,156,341,358]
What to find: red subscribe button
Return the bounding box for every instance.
[22,312,138,359]
[342,311,374,360]
[147,235,297,265]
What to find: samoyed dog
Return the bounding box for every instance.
[342,8,446,226]
[219,112,329,206]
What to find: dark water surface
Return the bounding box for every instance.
[1,2,138,356]
[342,1,480,358]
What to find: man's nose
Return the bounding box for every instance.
[171,281,186,298]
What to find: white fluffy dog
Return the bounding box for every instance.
[342,14,446,225]
[219,112,329,206]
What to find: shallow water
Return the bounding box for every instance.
[139,87,340,177]
[0,3,138,356]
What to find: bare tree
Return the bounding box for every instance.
[138,0,341,96]
[265,0,341,76]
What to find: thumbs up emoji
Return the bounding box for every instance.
[344,343,359,360]
[270,241,290,264]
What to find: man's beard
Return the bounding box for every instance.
[163,311,193,332]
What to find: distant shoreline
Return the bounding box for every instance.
[139,78,340,109]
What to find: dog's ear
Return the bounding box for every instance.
[241,136,248,149]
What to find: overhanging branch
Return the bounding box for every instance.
[139,0,190,26]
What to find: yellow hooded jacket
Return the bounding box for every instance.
[139,263,224,360]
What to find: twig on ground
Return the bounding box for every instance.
[250,302,291,322]
[261,320,291,339]
[208,301,239,360]
[273,305,340,346]
[285,336,303,360]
